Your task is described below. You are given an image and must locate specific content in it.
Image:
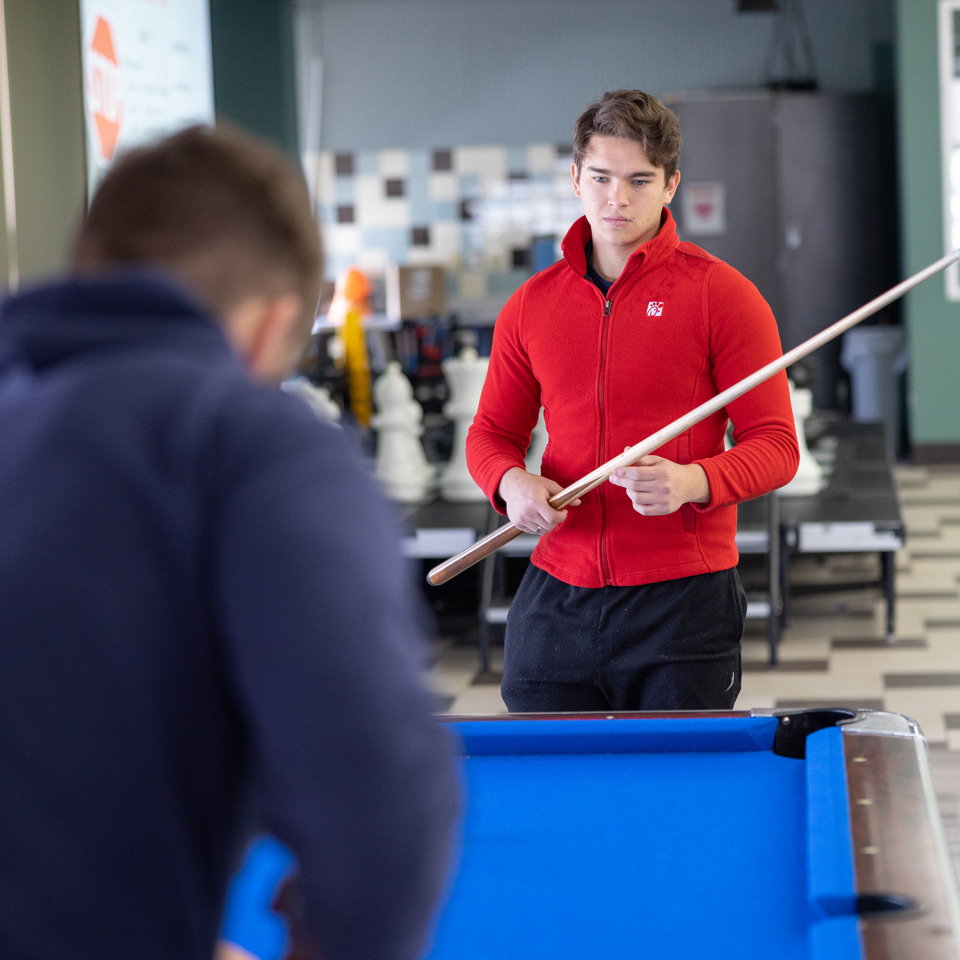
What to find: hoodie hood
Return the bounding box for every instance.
[0,271,231,378]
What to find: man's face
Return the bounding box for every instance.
[571,135,680,262]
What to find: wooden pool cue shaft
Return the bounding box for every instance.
[426,250,960,587]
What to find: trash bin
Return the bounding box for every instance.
[840,326,907,457]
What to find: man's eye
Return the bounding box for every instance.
[593,176,608,183]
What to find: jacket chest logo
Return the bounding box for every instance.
[646,301,664,317]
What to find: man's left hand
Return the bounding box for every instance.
[608,455,710,516]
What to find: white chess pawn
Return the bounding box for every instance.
[371,361,435,502]
[779,380,824,496]
[440,346,489,502]
[525,407,548,474]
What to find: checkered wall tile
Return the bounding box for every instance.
[312,143,577,309]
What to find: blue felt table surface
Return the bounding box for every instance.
[427,737,807,957]
[222,718,862,960]
[424,718,859,960]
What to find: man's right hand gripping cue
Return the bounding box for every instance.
[498,467,581,536]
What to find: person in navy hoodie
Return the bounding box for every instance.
[0,124,460,960]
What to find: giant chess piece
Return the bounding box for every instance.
[440,346,489,502]
[371,361,435,503]
[780,379,824,496]
[329,267,373,429]
[281,377,342,425]
[525,407,548,474]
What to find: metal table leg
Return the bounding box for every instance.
[881,550,896,642]
[767,492,782,666]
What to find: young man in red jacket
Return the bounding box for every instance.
[467,89,799,712]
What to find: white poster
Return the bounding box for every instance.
[79,0,215,198]
[939,0,960,299]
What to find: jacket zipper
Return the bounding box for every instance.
[599,297,612,585]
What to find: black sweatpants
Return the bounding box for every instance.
[501,565,747,713]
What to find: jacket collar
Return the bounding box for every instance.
[561,206,680,284]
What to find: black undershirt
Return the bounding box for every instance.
[585,241,614,295]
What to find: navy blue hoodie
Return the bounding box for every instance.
[0,274,460,960]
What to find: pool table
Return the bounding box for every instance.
[222,709,960,960]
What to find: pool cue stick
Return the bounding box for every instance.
[426,249,960,587]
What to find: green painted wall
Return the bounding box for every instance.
[896,0,960,451]
[208,0,299,158]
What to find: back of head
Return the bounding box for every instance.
[71,123,323,332]
[573,89,682,182]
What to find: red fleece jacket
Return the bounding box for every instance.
[466,209,800,588]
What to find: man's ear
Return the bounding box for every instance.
[226,293,306,383]
[663,169,681,205]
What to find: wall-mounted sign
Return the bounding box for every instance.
[79,0,215,198]
[680,181,727,237]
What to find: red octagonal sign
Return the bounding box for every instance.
[86,15,122,164]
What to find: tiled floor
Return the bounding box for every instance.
[424,463,960,878]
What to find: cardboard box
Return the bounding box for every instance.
[386,265,447,320]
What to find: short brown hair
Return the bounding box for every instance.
[573,90,682,182]
[71,123,323,330]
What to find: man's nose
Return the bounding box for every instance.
[608,182,628,206]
